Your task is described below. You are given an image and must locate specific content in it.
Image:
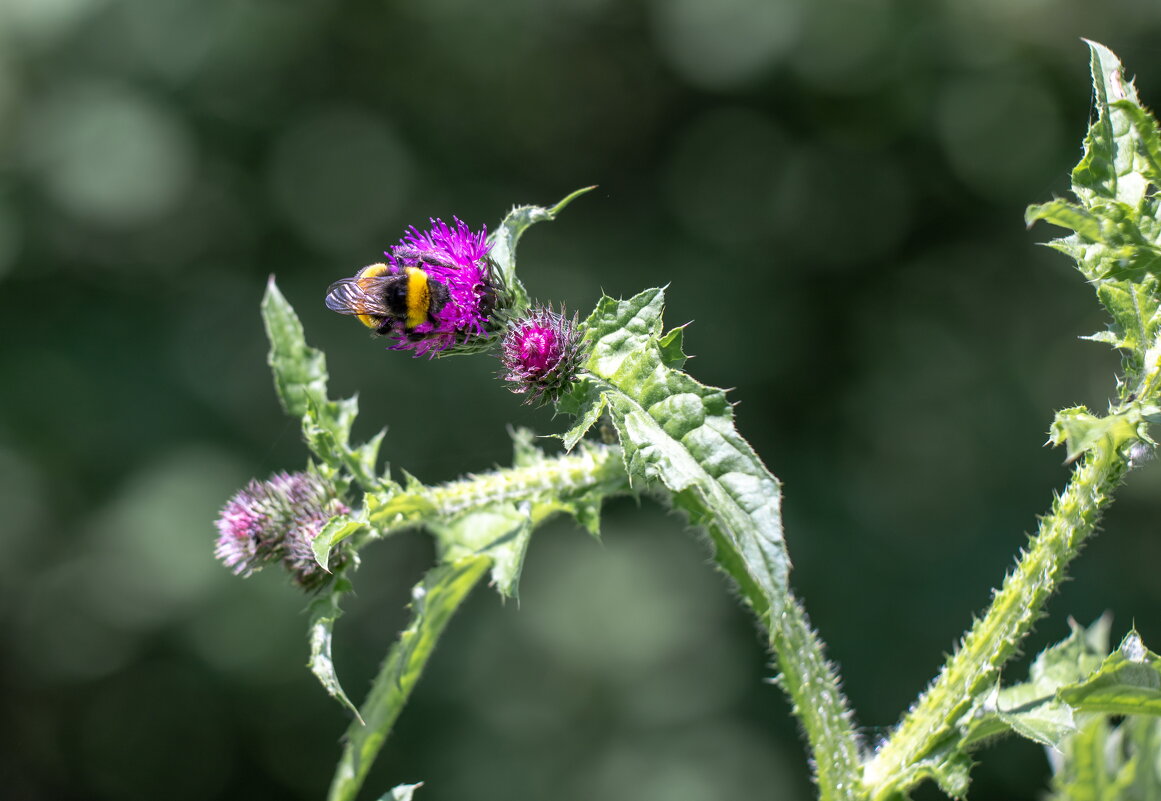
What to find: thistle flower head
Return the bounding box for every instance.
[214,470,349,591]
[500,304,586,405]
[386,218,504,357]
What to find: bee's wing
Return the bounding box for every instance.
[393,246,455,270]
[325,277,392,316]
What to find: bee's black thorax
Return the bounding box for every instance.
[428,280,451,315]
[382,278,410,317]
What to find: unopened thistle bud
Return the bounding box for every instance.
[500,304,586,405]
[214,470,350,591]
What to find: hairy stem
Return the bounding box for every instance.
[773,595,864,801]
[700,521,862,797]
[363,443,627,535]
[863,443,1128,799]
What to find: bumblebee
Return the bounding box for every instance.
[324,262,450,338]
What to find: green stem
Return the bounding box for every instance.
[773,595,864,801]
[863,443,1128,800]
[363,444,627,535]
[699,521,862,798]
[327,556,491,801]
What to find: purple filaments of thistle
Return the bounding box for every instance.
[501,305,585,405]
[513,322,561,374]
[215,480,274,576]
[214,471,349,591]
[387,218,500,357]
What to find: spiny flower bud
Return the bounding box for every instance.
[214,470,349,592]
[500,304,586,405]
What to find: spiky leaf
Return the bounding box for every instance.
[307,575,361,722]
[1026,42,1161,405]
[378,784,423,801]
[261,278,387,491]
[1047,716,1161,801]
[963,616,1110,750]
[1060,631,1161,716]
[312,514,363,573]
[561,287,789,621]
[1050,407,1142,463]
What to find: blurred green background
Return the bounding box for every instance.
[4,1,1161,799]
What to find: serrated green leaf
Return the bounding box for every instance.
[570,495,603,536]
[399,469,425,493]
[932,748,974,799]
[1026,200,1105,241]
[572,287,788,622]
[1096,281,1161,355]
[1000,693,1077,751]
[1124,717,1161,801]
[307,575,361,722]
[1049,715,1161,801]
[1050,716,1115,801]
[963,616,1110,750]
[559,380,607,450]
[262,276,328,418]
[1114,100,1161,187]
[378,783,423,801]
[431,458,621,596]
[1050,407,1141,462]
[487,186,596,314]
[1060,631,1161,716]
[1027,43,1161,395]
[434,506,533,599]
[354,428,387,485]
[1025,198,1161,283]
[312,514,363,572]
[302,397,387,491]
[883,742,974,801]
[368,489,440,527]
[583,288,668,378]
[657,324,688,369]
[328,557,490,801]
[1037,616,1113,684]
[1073,40,1147,206]
[261,277,387,491]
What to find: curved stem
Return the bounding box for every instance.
[698,517,862,798]
[773,595,864,801]
[863,443,1128,799]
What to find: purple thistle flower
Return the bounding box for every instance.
[500,304,586,405]
[214,470,349,591]
[385,218,503,357]
[325,217,507,357]
[215,478,275,576]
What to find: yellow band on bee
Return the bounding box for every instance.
[405,266,431,329]
[356,263,392,329]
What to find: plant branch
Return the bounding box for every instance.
[773,594,864,801]
[863,442,1129,799]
